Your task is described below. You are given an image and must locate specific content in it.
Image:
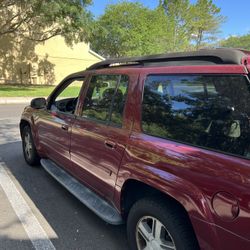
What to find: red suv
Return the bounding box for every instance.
[20,48,250,250]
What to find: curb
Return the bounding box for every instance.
[0,97,34,104]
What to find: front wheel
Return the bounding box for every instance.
[127,197,199,250]
[21,126,40,166]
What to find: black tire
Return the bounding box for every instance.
[21,125,40,166]
[127,197,199,250]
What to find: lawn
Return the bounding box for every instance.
[0,84,81,97]
[0,84,56,97]
[0,83,126,98]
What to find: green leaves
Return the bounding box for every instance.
[90,2,171,57]
[189,0,226,48]
[90,0,225,57]
[0,0,226,56]
[220,34,250,50]
[0,0,93,44]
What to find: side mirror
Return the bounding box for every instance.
[30,98,46,109]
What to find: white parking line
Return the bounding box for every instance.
[0,162,56,250]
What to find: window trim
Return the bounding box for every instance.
[80,73,130,128]
[140,73,250,160]
[47,77,86,116]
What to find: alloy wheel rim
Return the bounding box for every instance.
[136,216,176,250]
[24,133,32,159]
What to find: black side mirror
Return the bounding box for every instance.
[30,98,46,109]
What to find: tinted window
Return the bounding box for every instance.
[51,78,84,114]
[110,75,129,125]
[82,75,129,125]
[142,75,250,159]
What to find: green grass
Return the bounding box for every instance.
[0,83,127,98]
[0,84,81,97]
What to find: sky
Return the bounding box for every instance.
[88,0,250,39]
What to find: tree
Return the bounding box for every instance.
[0,0,93,44]
[220,34,250,50]
[90,2,169,57]
[91,0,225,57]
[190,0,225,49]
[158,0,193,52]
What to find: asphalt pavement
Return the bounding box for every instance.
[0,104,129,250]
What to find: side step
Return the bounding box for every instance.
[40,159,124,225]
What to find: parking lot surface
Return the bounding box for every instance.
[0,104,128,250]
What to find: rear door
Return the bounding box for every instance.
[70,73,135,199]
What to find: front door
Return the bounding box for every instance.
[37,77,85,169]
[70,74,131,199]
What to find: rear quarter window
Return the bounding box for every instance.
[142,74,250,159]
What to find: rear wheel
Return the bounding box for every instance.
[21,126,40,166]
[127,197,199,250]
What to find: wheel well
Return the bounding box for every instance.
[20,120,30,136]
[121,179,199,246]
[121,179,191,220]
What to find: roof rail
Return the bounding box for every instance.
[87,48,247,70]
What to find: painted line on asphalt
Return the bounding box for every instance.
[0,117,20,121]
[0,161,56,250]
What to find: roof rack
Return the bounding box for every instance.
[87,48,247,70]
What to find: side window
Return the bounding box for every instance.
[142,74,250,159]
[51,78,84,114]
[110,75,129,125]
[82,74,129,126]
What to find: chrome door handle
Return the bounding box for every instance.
[61,124,69,131]
[104,140,116,149]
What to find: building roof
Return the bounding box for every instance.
[88,49,105,61]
